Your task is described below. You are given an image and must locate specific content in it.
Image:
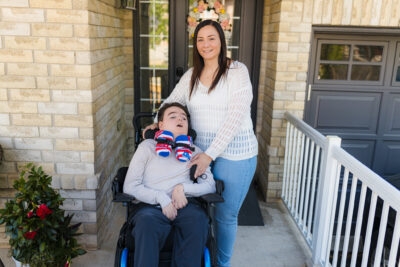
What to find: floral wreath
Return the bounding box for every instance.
[187,0,232,39]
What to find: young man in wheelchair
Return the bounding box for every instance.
[123,102,216,267]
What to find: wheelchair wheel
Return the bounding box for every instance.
[203,247,211,267]
[114,243,124,267]
[120,248,129,267]
[115,247,130,267]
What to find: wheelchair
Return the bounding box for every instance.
[113,112,224,267]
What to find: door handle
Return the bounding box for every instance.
[176,67,184,77]
[176,67,184,83]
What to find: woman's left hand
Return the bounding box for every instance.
[190,153,213,178]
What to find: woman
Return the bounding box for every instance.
[146,19,258,267]
[124,102,216,267]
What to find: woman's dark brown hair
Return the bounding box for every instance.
[190,19,230,98]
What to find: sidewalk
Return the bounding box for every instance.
[0,200,311,267]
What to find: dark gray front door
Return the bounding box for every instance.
[133,0,263,126]
[305,29,400,177]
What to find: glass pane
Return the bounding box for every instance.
[149,38,168,67]
[187,0,237,67]
[396,67,400,82]
[139,0,169,113]
[139,37,168,68]
[353,45,383,62]
[351,65,381,81]
[320,44,350,61]
[139,69,168,113]
[318,64,348,80]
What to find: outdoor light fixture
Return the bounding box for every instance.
[121,0,136,10]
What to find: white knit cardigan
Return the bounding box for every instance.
[163,61,258,161]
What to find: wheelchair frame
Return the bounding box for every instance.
[112,112,224,267]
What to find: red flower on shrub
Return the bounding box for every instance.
[36,204,52,219]
[24,230,37,240]
[27,210,34,218]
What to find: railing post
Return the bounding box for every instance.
[311,135,341,266]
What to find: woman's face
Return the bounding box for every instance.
[158,106,189,137]
[196,25,221,62]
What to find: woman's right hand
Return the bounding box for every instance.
[142,123,158,138]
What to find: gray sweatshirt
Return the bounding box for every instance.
[123,139,216,208]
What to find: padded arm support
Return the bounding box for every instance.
[112,167,135,203]
[199,193,224,204]
[114,192,135,203]
[198,180,224,203]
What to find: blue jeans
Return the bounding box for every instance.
[211,156,257,267]
[131,202,208,267]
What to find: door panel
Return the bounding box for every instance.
[383,93,400,135]
[341,140,375,167]
[306,32,400,177]
[373,140,400,175]
[309,92,381,134]
[375,92,400,175]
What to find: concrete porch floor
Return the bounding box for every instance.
[0,200,312,267]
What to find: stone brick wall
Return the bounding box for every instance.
[256,0,400,201]
[0,0,133,249]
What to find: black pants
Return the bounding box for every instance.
[131,202,208,267]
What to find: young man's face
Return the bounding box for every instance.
[158,106,189,137]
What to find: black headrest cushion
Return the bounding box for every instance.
[145,128,197,142]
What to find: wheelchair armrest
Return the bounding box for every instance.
[112,167,131,202]
[199,193,224,204]
[113,192,135,203]
[198,180,224,204]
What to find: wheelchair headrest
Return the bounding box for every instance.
[145,128,197,142]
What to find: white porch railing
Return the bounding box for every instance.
[282,111,400,267]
